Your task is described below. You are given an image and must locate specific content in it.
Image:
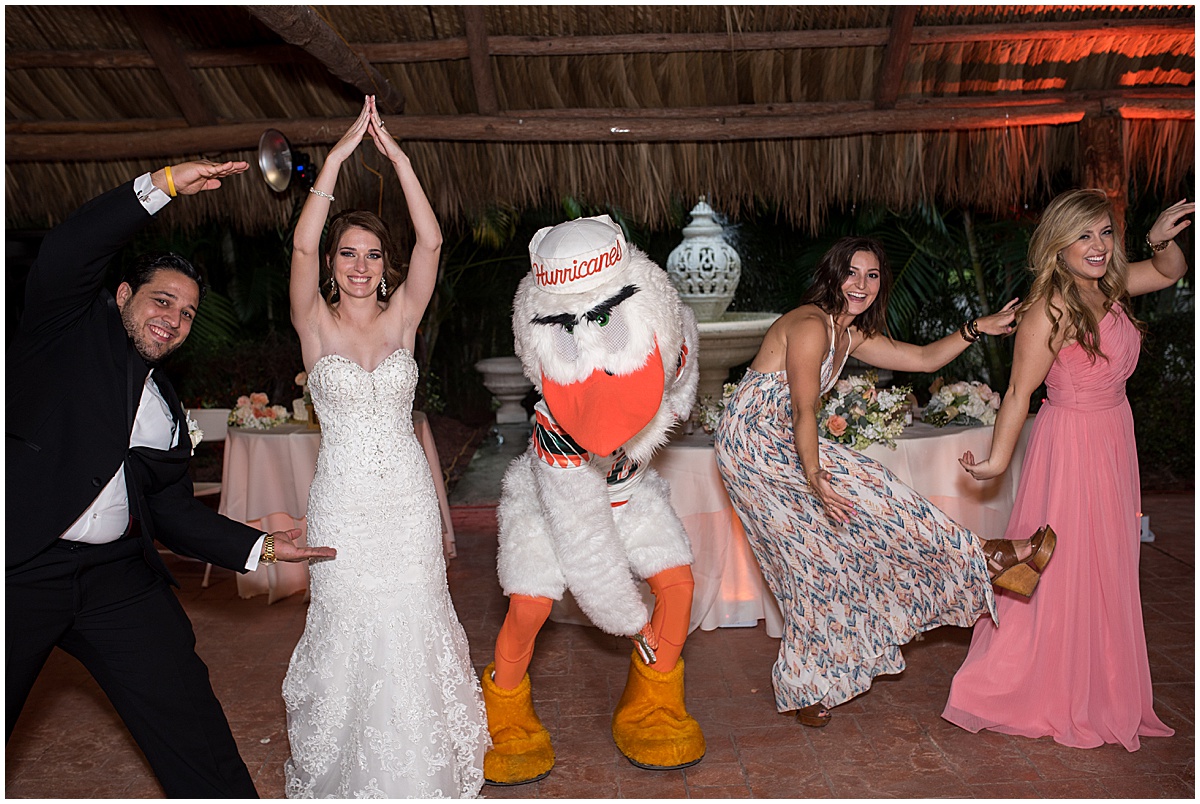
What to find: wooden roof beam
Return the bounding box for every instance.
[7,17,1193,69]
[876,7,917,110]
[463,7,499,115]
[125,8,217,127]
[244,5,406,114]
[10,98,1194,162]
[12,88,1187,136]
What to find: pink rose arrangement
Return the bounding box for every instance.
[228,392,291,429]
[923,378,1000,427]
[818,371,912,451]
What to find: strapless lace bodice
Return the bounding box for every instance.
[283,347,488,798]
[305,348,443,578]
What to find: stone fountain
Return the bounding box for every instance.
[474,356,534,425]
[667,198,779,405]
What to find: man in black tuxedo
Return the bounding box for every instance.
[5,160,336,797]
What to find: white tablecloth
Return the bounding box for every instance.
[218,412,456,602]
[549,417,1033,638]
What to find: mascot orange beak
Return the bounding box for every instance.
[541,341,665,457]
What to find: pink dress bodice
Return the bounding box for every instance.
[1044,305,1139,412]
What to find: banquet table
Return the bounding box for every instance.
[549,417,1034,638]
[218,412,455,602]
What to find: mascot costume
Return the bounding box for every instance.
[481,215,704,784]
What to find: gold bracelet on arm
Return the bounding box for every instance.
[1146,234,1171,253]
[164,165,177,197]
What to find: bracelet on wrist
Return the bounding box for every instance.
[958,322,978,344]
[163,165,177,198]
[1146,234,1171,253]
[967,318,982,340]
[308,187,335,202]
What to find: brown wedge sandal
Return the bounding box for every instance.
[981,538,1041,597]
[797,703,831,728]
[1027,524,1057,573]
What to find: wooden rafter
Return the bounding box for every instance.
[8,95,1194,163]
[6,17,1193,70]
[875,7,917,110]
[244,5,406,114]
[7,88,1190,137]
[124,7,217,127]
[462,7,499,116]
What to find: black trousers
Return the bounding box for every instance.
[6,538,257,798]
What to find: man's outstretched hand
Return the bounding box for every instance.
[152,160,249,197]
[269,528,337,563]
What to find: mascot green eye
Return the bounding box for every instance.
[594,312,610,327]
[563,323,574,334]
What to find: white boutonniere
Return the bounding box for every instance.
[186,412,204,453]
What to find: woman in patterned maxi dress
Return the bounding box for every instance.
[714,236,1037,727]
[944,192,1192,750]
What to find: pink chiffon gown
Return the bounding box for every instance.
[942,305,1173,751]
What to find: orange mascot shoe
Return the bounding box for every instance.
[611,652,705,770]
[481,663,555,785]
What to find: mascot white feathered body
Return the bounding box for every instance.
[481,215,706,784]
[498,221,698,636]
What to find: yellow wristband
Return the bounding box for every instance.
[164,165,177,197]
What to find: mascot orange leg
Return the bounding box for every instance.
[612,565,706,769]
[645,564,694,672]
[482,595,555,785]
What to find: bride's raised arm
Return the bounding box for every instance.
[290,98,373,347]
[365,96,442,342]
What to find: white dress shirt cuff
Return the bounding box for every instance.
[245,534,267,572]
[134,172,172,215]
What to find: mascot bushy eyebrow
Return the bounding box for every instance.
[481,215,705,784]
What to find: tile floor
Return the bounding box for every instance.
[6,491,1193,798]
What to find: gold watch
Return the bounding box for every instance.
[262,533,277,564]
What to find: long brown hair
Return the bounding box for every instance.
[321,209,405,305]
[797,236,893,338]
[1020,189,1142,361]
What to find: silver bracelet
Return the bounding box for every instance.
[308,187,335,202]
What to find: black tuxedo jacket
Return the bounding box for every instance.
[5,179,261,575]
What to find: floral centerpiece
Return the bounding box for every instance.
[696,383,738,434]
[228,392,291,429]
[923,378,1001,427]
[818,372,913,450]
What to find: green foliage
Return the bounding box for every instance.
[1128,311,1194,487]
[170,329,303,410]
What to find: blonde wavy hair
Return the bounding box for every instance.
[1018,189,1143,361]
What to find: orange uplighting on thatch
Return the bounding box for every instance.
[1119,68,1196,86]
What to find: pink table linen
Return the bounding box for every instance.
[548,418,1032,637]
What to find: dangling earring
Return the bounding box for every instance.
[330,279,340,302]
[379,275,388,299]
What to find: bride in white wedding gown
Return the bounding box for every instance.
[282,96,487,798]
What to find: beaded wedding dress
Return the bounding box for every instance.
[282,348,487,798]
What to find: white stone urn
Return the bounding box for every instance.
[695,312,780,404]
[666,198,743,322]
[474,356,534,425]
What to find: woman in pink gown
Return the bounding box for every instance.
[943,190,1193,751]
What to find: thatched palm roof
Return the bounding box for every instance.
[5,5,1195,234]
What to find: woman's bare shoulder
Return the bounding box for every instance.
[752,306,828,372]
